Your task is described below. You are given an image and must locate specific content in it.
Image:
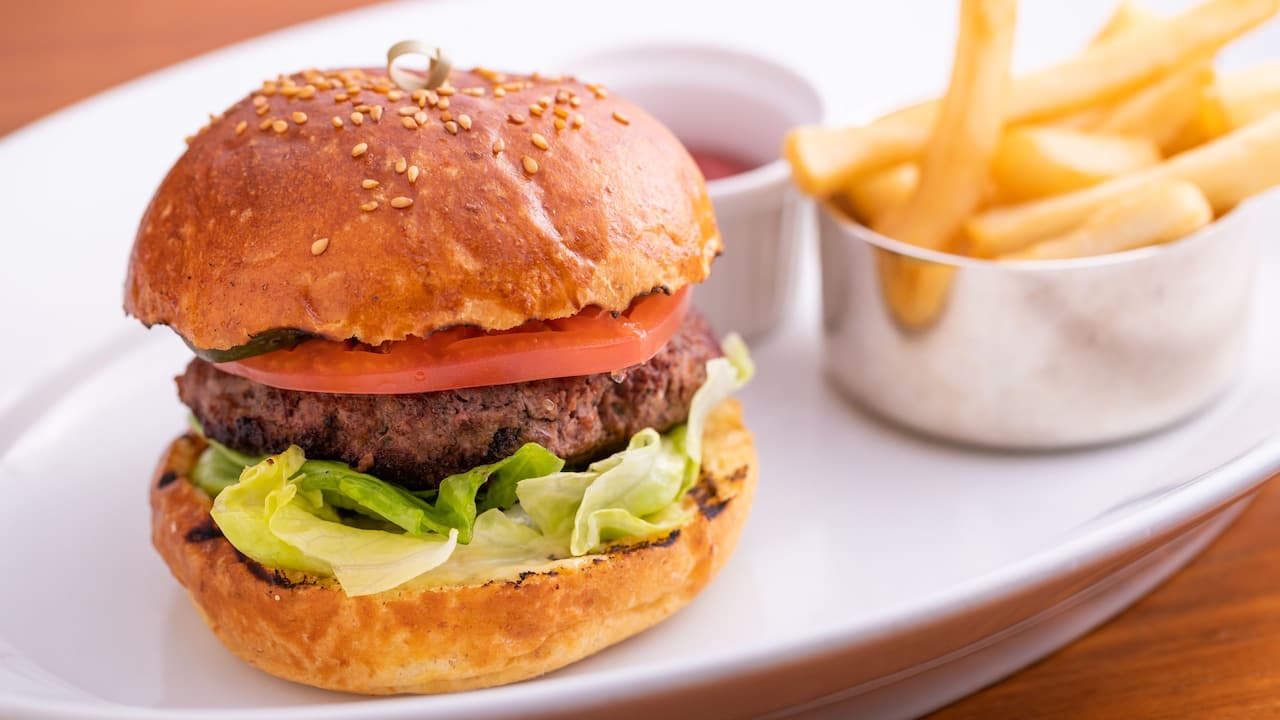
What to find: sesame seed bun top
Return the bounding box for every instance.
[124,67,720,351]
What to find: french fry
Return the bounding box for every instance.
[874,0,1016,329]
[877,0,1016,250]
[992,127,1161,202]
[785,0,1279,196]
[1091,0,1161,46]
[967,111,1280,255]
[786,119,930,198]
[1200,60,1280,134]
[842,163,919,226]
[1002,180,1212,260]
[1093,61,1216,151]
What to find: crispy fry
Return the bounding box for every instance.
[1094,61,1215,151]
[1201,60,1280,134]
[784,0,1279,196]
[786,119,929,198]
[842,163,919,226]
[1011,0,1277,121]
[1002,180,1212,260]
[968,112,1280,255]
[992,127,1160,202]
[1091,0,1161,46]
[873,0,1016,329]
[877,0,1017,250]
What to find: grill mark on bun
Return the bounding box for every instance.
[185,522,224,543]
[692,465,749,520]
[237,551,300,589]
[605,529,681,556]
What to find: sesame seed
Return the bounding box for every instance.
[252,95,268,107]
[552,107,569,120]
[331,116,344,128]
[436,84,456,96]
[572,113,584,128]
[258,118,274,131]
[462,87,485,97]
[360,201,379,211]
[408,165,420,183]
[390,196,413,208]
[370,105,384,121]
[234,120,248,136]
[589,84,608,99]
[292,111,308,124]
[334,92,349,103]
[570,96,582,108]
[255,104,270,116]
[311,237,330,255]
[401,116,418,130]
[554,117,567,131]
[352,142,368,158]
[494,87,507,98]
[530,133,549,150]
[508,113,526,125]
[387,90,404,101]
[522,155,539,174]
[281,84,300,98]
[299,85,317,99]
[272,119,288,133]
[354,104,372,113]
[362,178,380,189]
[492,137,505,154]
[262,81,278,95]
[612,111,630,125]
[529,104,544,117]
[398,106,417,116]
[444,121,459,135]
[437,97,451,110]
[414,111,429,126]
[458,114,472,130]
[538,96,552,108]
[440,110,454,122]
[395,157,408,173]
[555,90,570,104]
[351,111,364,126]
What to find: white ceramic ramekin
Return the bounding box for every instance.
[563,43,825,341]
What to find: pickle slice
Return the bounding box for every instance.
[186,328,315,363]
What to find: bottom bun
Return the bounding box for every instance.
[150,399,757,695]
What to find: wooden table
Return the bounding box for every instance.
[6,2,1279,717]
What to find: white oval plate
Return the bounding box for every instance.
[2,1,1280,718]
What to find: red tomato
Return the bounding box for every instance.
[216,288,690,394]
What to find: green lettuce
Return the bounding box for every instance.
[201,335,753,596]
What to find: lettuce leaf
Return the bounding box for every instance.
[269,501,458,596]
[190,434,260,497]
[516,333,755,555]
[210,446,332,576]
[295,443,561,544]
[203,336,753,596]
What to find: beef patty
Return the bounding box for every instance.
[179,311,721,490]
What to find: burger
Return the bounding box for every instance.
[126,59,757,695]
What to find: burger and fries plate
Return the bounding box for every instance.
[3,0,1280,718]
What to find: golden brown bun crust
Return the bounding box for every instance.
[125,68,720,351]
[150,400,755,694]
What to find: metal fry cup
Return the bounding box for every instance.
[817,190,1277,449]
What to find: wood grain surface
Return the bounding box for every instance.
[5,2,1279,718]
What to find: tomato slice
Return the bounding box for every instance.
[216,288,690,395]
